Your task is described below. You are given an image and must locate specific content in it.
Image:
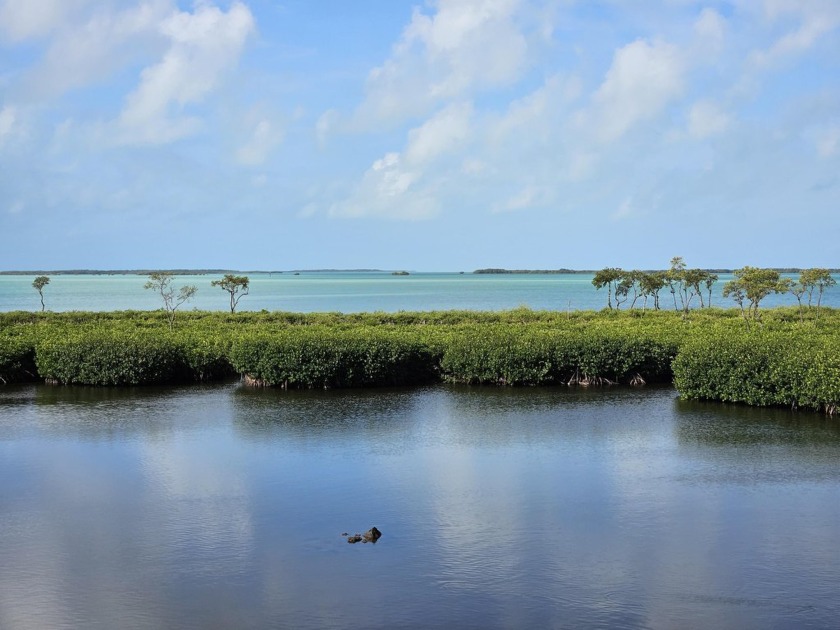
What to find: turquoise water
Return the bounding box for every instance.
[1,272,836,313]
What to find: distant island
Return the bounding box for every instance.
[473,268,590,274]
[2,267,837,276]
[0,269,385,276]
[472,268,840,274]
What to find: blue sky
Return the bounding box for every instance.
[1,0,838,271]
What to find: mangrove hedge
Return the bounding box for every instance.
[0,307,838,415]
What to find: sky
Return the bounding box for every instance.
[0,0,838,271]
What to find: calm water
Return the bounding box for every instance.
[1,383,838,629]
[1,272,837,313]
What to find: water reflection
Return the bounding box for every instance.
[676,397,840,446]
[0,383,838,629]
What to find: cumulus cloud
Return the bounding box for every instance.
[23,0,171,100]
[332,103,473,220]
[330,151,436,220]
[404,101,472,164]
[353,0,529,127]
[590,38,685,143]
[117,2,255,145]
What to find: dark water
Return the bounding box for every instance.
[1,384,838,629]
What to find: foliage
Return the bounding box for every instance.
[33,328,234,386]
[591,268,623,309]
[439,327,676,385]
[799,268,836,309]
[665,257,717,312]
[144,272,197,329]
[722,267,788,321]
[1,307,839,414]
[673,329,840,414]
[32,276,50,312]
[229,328,437,388]
[210,274,250,313]
[0,331,38,383]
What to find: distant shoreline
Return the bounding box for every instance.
[472,268,840,274]
[1,267,838,276]
[0,269,385,276]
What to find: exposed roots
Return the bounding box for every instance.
[567,370,616,387]
[826,403,837,417]
[630,373,646,387]
[242,374,270,387]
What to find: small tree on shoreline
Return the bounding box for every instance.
[32,276,50,312]
[592,267,623,310]
[723,266,788,322]
[799,268,836,312]
[144,272,197,329]
[211,274,250,313]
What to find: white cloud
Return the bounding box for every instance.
[0,0,93,42]
[20,1,172,99]
[117,2,255,145]
[332,103,474,220]
[355,0,529,127]
[591,38,685,143]
[494,184,550,213]
[236,118,284,166]
[749,1,840,68]
[688,101,730,138]
[330,151,437,220]
[488,74,568,143]
[693,7,726,53]
[404,101,472,164]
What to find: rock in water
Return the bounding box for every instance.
[343,527,382,544]
[362,527,382,543]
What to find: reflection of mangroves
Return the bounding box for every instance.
[675,398,840,447]
[0,308,838,414]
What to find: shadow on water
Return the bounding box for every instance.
[231,385,425,443]
[675,397,840,446]
[229,383,680,449]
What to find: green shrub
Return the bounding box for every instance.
[229,328,437,388]
[439,327,677,386]
[673,329,840,413]
[1,307,837,416]
[0,333,38,383]
[35,330,188,385]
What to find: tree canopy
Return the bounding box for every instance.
[211,274,250,313]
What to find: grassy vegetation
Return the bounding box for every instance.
[0,307,838,414]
